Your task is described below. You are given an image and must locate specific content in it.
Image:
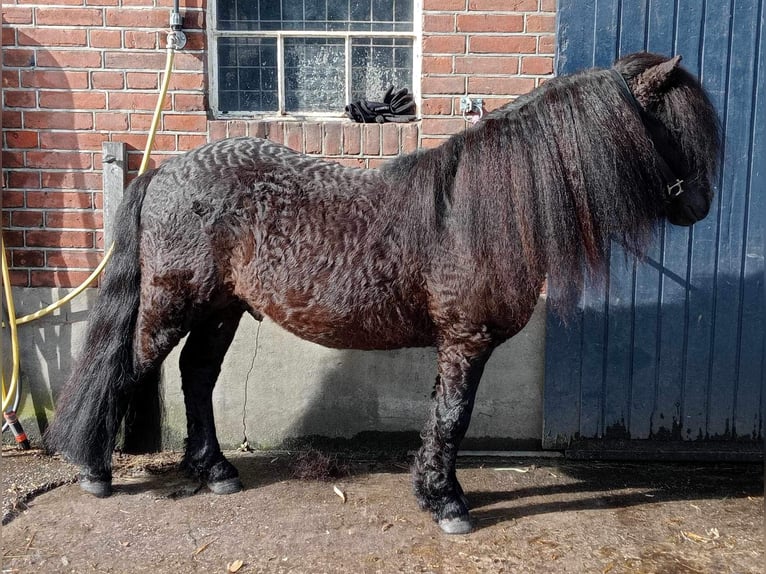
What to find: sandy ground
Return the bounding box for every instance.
[2,447,763,573]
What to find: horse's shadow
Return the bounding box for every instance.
[461,460,763,531]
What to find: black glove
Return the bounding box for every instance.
[345,86,417,123]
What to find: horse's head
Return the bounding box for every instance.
[613,53,721,227]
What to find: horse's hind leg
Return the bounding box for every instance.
[412,338,494,535]
[179,304,246,494]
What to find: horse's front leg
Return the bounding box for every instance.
[412,340,493,534]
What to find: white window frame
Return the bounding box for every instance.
[207,0,423,120]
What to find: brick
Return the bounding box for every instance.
[25,111,94,130]
[117,133,175,151]
[381,123,400,155]
[105,8,169,28]
[454,55,519,74]
[470,35,537,54]
[342,124,361,155]
[421,97,453,115]
[422,56,453,74]
[421,118,466,137]
[362,124,380,155]
[420,137,449,149]
[11,211,44,228]
[2,6,33,24]
[423,0,465,9]
[3,69,20,88]
[421,75,466,95]
[2,49,35,68]
[4,90,36,108]
[89,29,122,48]
[5,130,39,149]
[31,270,98,288]
[521,56,553,75]
[42,172,101,190]
[525,14,556,33]
[26,230,94,248]
[304,123,322,154]
[2,230,24,247]
[126,72,159,90]
[87,0,120,5]
[538,34,555,55]
[124,30,158,49]
[2,150,24,169]
[39,132,108,151]
[401,123,419,152]
[483,97,514,112]
[468,0,537,9]
[2,27,16,48]
[249,122,269,139]
[46,251,102,269]
[21,70,89,89]
[91,71,124,89]
[456,14,523,33]
[36,50,103,69]
[163,114,208,132]
[17,28,87,47]
[467,75,536,95]
[109,92,171,111]
[168,73,205,90]
[323,123,342,156]
[208,120,227,142]
[6,172,40,190]
[39,91,107,109]
[227,120,247,138]
[9,270,29,287]
[423,35,466,55]
[36,8,103,26]
[46,211,103,229]
[266,122,284,145]
[95,111,129,131]
[173,93,206,112]
[129,113,154,130]
[26,151,93,170]
[13,250,45,268]
[183,31,207,51]
[284,122,303,152]
[178,134,208,151]
[424,13,455,33]
[541,0,556,11]
[104,51,167,70]
[171,52,205,72]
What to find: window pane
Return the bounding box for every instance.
[350,37,413,102]
[284,38,345,112]
[218,0,414,32]
[217,37,278,113]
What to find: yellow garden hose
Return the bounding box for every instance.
[1,33,180,415]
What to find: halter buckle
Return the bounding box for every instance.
[666,179,684,198]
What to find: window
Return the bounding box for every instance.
[209,1,418,117]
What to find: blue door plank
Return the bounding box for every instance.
[593,0,620,67]
[580,276,609,438]
[708,2,759,439]
[734,0,766,441]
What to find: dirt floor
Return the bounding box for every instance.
[2,447,763,574]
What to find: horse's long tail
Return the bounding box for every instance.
[45,169,159,471]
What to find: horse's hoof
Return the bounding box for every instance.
[438,516,472,535]
[208,477,243,495]
[78,476,112,498]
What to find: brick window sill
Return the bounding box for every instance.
[208,119,420,168]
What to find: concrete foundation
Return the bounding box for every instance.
[5,287,546,449]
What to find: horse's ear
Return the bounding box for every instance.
[633,55,682,107]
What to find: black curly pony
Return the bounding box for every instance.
[46,52,720,534]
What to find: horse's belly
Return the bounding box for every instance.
[262,298,436,350]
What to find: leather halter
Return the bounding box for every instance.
[610,69,685,198]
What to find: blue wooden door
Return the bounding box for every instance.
[544,0,765,459]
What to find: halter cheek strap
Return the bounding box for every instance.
[609,68,685,199]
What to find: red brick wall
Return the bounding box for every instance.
[1,0,555,287]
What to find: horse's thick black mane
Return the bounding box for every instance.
[382,52,720,309]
